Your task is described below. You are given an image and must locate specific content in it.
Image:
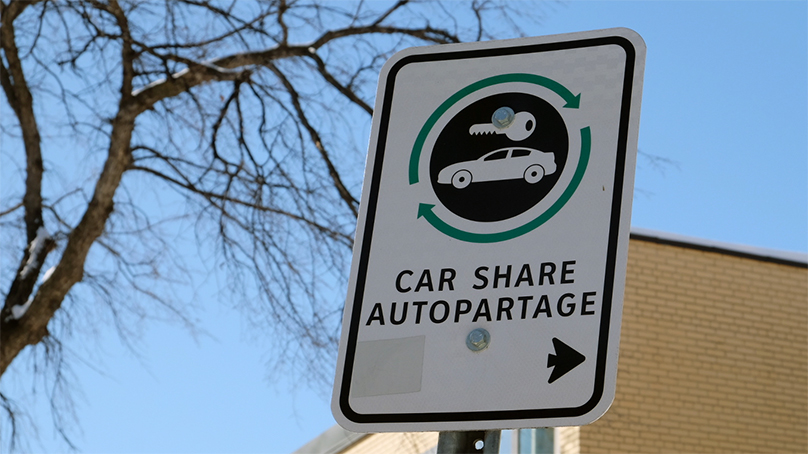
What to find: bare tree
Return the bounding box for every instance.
[0,0,548,449]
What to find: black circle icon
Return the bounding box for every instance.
[429,93,568,222]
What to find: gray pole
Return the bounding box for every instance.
[436,430,501,454]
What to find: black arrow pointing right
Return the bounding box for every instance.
[547,337,586,384]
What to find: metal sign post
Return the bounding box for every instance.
[437,431,501,454]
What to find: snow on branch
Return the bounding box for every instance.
[4,298,33,322]
[19,226,51,280]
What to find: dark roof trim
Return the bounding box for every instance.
[630,227,808,269]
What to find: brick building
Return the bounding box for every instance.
[295,229,808,454]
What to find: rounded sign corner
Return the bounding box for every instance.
[331,394,366,434]
[605,28,647,62]
[577,387,617,427]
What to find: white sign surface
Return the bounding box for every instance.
[332,28,645,432]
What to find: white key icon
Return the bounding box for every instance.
[469,108,536,142]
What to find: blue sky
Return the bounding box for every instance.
[2,1,806,453]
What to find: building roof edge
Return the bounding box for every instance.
[630,227,808,268]
[291,424,369,454]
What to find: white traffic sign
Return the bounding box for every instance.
[332,28,645,432]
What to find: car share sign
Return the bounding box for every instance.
[332,28,645,432]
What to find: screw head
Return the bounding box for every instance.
[466,328,490,351]
[492,106,515,129]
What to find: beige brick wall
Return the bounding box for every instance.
[557,426,580,454]
[580,238,808,453]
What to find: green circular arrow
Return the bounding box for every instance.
[418,127,591,244]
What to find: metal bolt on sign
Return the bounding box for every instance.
[492,106,515,128]
[466,328,490,351]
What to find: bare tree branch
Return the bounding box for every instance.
[306,50,373,115]
[130,163,354,246]
[0,1,532,449]
[0,202,23,218]
[269,64,360,216]
[0,0,46,243]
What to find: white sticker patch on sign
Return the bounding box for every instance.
[352,335,426,398]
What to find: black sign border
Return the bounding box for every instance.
[339,34,638,427]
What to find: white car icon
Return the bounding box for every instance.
[437,147,557,189]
